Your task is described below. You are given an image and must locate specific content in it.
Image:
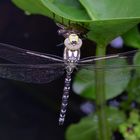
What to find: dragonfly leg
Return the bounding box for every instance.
[59,73,71,125]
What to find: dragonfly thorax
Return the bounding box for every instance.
[63,49,80,74]
[63,34,82,73]
[64,47,80,70]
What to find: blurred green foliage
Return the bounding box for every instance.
[119,110,140,140]
[66,107,126,140]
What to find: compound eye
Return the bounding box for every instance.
[69,34,79,44]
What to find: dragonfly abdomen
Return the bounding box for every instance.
[59,73,71,125]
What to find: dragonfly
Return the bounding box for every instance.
[0,28,139,125]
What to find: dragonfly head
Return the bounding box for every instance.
[69,34,79,45]
[64,34,82,51]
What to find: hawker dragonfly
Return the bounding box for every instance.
[0,32,139,125]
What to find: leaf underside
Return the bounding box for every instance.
[12,0,140,44]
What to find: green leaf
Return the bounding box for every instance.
[122,26,140,48]
[79,0,140,20]
[127,75,140,103]
[12,0,52,17]
[134,50,140,65]
[126,51,140,103]
[128,110,139,124]
[41,0,91,21]
[66,107,126,140]
[12,0,70,22]
[133,50,140,76]
[73,58,130,100]
[12,0,140,45]
[87,20,139,45]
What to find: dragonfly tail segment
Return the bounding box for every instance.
[59,72,72,125]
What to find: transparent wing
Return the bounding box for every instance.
[73,64,139,100]
[73,51,140,99]
[0,43,63,64]
[77,50,140,72]
[0,64,65,83]
[74,50,140,99]
[80,50,137,64]
[77,50,140,75]
[77,57,136,84]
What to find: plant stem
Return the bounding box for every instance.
[95,44,111,140]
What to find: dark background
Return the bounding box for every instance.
[0,0,88,140]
